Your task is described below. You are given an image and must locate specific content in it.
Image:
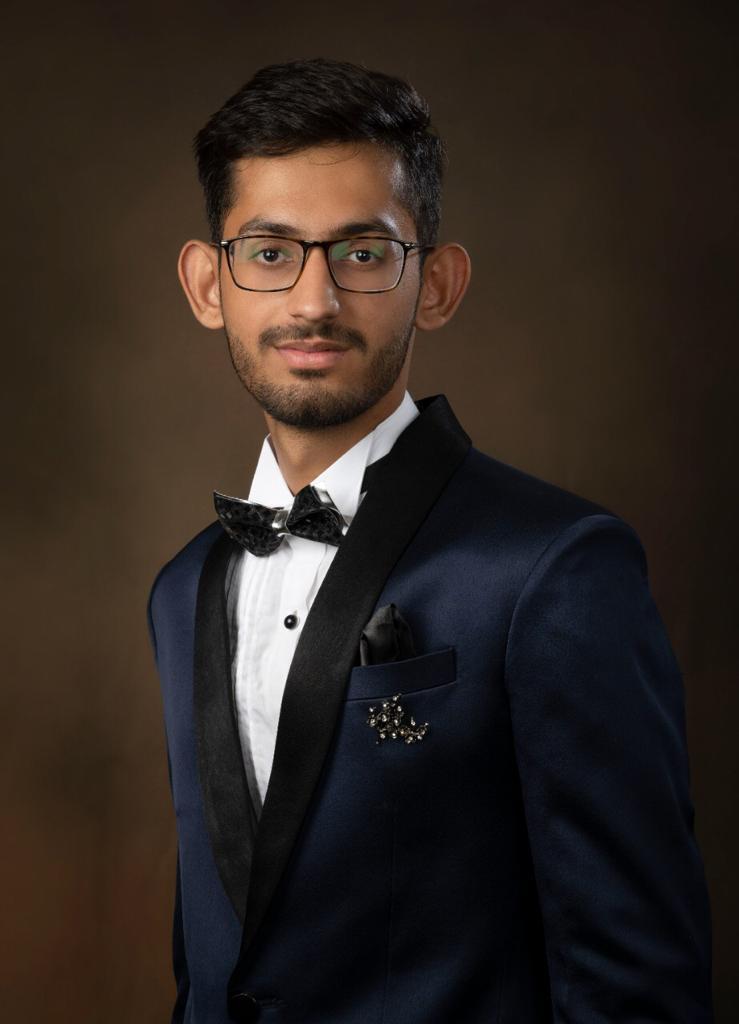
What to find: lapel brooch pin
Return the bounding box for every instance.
[367,693,429,744]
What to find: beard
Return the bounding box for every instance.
[223,315,415,430]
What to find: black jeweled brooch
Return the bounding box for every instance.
[366,693,429,745]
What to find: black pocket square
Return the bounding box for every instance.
[359,603,417,666]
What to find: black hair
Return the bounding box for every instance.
[193,58,446,246]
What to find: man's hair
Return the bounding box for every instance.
[193,58,446,246]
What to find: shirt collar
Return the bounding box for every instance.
[247,390,419,524]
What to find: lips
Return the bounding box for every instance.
[274,339,351,369]
[274,339,350,353]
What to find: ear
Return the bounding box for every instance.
[413,243,471,331]
[177,239,225,329]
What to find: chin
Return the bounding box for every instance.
[253,378,396,431]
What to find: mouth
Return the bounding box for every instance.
[273,338,352,370]
[275,338,350,352]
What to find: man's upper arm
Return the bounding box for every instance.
[504,513,713,1021]
[146,573,191,1020]
[147,564,170,667]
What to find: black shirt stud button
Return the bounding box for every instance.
[283,613,299,630]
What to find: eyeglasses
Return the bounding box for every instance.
[212,235,433,293]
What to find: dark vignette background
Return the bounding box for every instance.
[2,1,737,1019]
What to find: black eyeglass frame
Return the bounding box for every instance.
[211,235,435,293]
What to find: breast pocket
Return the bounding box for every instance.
[344,646,457,702]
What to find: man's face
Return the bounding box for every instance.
[217,143,422,430]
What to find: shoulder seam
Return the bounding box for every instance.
[502,512,636,675]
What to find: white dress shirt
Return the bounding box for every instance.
[229,391,419,811]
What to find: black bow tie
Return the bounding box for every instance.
[214,456,389,557]
[214,484,349,556]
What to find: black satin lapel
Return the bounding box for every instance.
[235,394,471,957]
[193,530,258,924]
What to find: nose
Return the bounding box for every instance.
[284,245,341,323]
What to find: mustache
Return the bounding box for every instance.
[259,322,367,352]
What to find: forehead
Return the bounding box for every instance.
[225,142,414,238]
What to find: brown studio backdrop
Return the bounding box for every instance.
[2,1,737,1019]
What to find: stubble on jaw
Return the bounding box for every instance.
[223,315,416,431]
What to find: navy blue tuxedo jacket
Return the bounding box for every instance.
[146,395,712,1023]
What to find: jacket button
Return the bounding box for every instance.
[228,991,261,1022]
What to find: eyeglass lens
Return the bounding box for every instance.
[228,237,406,291]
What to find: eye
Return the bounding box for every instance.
[332,238,388,263]
[349,248,376,263]
[233,237,299,265]
[253,246,288,263]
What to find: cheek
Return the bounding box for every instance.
[222,295,279,339]
[384,290,420,334]
[355,287,417,333]
[395,266,423,311]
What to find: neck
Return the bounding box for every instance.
[265,387,405,495]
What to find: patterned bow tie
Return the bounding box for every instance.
[213,484,349,556]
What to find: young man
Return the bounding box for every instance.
[147,59,713,1023]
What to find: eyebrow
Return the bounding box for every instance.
[232,216,400,239]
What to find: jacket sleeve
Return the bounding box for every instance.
[170,847,191,1023]
[504,513,713,1021]
[147,583,191,1022]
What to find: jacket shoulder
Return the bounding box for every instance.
[465,446,612,517]
[436,446,645,602]
[447,446,627,555]
[150,519,224,595]
[146,520,224,655]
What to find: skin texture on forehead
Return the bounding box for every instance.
[225,142,415,241]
